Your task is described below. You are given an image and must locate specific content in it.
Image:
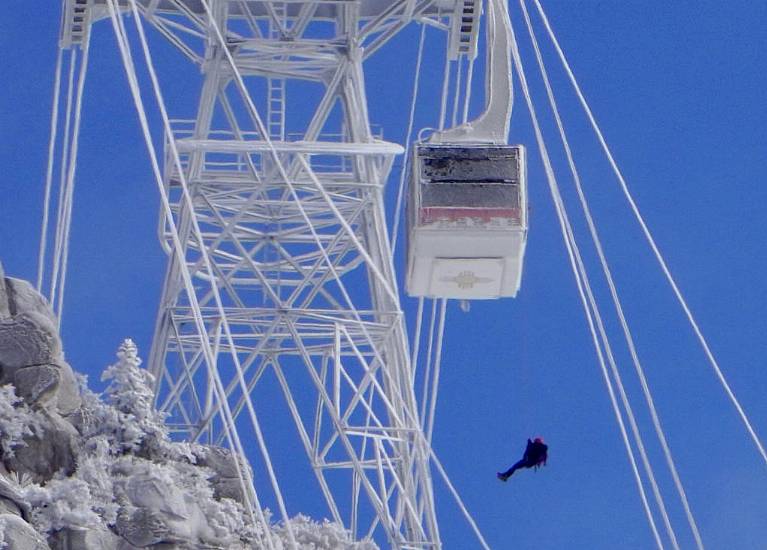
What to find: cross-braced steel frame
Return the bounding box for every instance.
[80,1,461,547]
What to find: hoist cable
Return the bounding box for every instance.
[438,42,451,129]
[462,53,476,124]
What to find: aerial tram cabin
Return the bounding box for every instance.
[406,143,527,299]
[405,0,528,300]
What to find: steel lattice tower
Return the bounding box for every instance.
[54,0,501,547]
[101,1,446,547]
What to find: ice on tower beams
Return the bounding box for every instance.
[406,143,528,299]
[85,0,456,21]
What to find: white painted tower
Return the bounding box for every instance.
[53,0,522,547]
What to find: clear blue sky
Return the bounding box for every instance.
[1,2,766,548]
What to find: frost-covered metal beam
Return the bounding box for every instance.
[54,0,493,546]
[121,2,444,547]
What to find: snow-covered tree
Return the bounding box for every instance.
[274,515,379,550]
[3,339,379,549]
[22,476,102,534]
[0,384,43,458]
[100,338,169,456]
[74,437,119,525]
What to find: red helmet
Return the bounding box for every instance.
[534,436,544,444]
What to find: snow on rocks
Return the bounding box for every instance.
[0,269,379,550]
[0,513,49,550]
[192,445,253,504]
[0,272,62,373]
[0,473,30,520]
[0,264,9,319]
[2,276,57,325]
[12,366,62,410]
[0,268,80,418]
[125,473,190,521]
[273,515,380,550]
[0,385,43,460]
[0,314,62,373]
[5,409,78,481]
[47,527,120,550]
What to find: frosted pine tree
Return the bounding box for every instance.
[101,338,169,456]
[0,384,43,458]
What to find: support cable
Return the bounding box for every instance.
[409,296,426,386]
[200,5,489,545]
[392,21,427,254]
[438,47,451,129]
[419,298,439,427]
[128,3,485,547]
[520,3,704,547]
[425,298,447,444]
[37,47,64,292]
[532,0,767,469]
[509,15,667,549]
[122,3,298,547]
[451,55,464,129]
[49,49,77,310]
[104,4,274,548]
[427,445,491,550]
[462,53,476,124]
[56,34,92,324]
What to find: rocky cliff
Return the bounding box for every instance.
[0,265,376,550]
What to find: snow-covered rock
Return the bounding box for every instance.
[0,513,49,550]
[0,264,10,319]
[47,362,80,417]
[0,314,62,373]
[10,361,81,418]
[3,277,56,324]
[0,270,80,418]
[13,365,62,409]
[193,446,241,479]
[6,409,78,481]
[125,473,190,520]
[0,268,377,550]
[116,506,179,547]
[48,527,120,550]
[0,474,30,519]
[192,446,251,503]
[0,273,62,372]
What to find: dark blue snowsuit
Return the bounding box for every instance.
[499,439,548,480]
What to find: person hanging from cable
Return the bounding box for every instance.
[497,437,548,481]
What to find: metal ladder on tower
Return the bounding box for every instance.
[267,2,287,141]
[61,0,91,48]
